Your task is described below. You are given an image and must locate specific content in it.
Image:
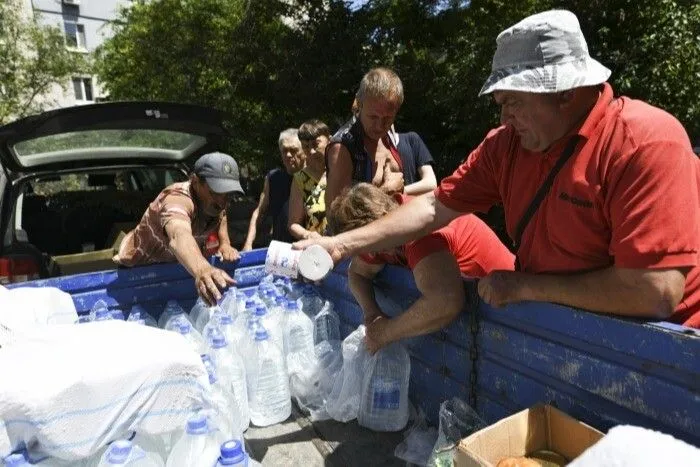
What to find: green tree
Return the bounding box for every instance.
[95,0,365,171]
[0,0,88,124]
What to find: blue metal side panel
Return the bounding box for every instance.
[7,250,269,319]
[476,301,700,446]
[320,260,473,425]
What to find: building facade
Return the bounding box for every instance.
[29,0,132,108]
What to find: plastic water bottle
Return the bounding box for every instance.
[201,354,243,444]
[165,415,220,467]
[3,454,29,466]
[247,329,291,427]
[128,305,157,327]
[195,305,222,334]
[94,307,114,322]
[97,440,163,466]
[159,300,190,329]
[189,298,209,328]
[297,286,324,318]
[219,288,238,317]
[252,306,283,350]
[282,300,315,371]
[208,333,250,433]
[176,321,205,353]
[215,440,249,467]
[313,302,340,344]
[89,300,110,321]
[358,343,411,432]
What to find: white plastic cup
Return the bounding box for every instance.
[265,241,333,281]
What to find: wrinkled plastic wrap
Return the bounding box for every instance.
[325,326,369,422]
[428,398,486,467]
[394,408,438,466]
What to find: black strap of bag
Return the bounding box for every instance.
[513,136,581,271]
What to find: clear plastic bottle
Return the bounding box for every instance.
[282,300,315,374]
[165,415,220,467]
[252,306,283,350]
[219,288,238,317]
[89,299,110,321]
[195,305,222,334]
[97,440,163,467]
[297,286,324,318]
[176,321,206,353]
[93,307,114,322]
[159,300,190,329]
[128,305,158,327]
[208,334,250,434]
[247,329,291,427]
[313,302,340,344]
[358,343,411,432]
[201,354,243,444]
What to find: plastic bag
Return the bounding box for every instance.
[394,408,438,466]
[427,398,486,467]
[290,340,343,421]
[325,326,369,422]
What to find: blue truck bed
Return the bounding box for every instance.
[11,248,700,450]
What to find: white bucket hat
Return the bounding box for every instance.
[479,10,611,95]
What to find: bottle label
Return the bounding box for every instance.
[372,379,401,410]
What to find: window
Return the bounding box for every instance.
[72,77,93,101]
[64,22,86,49]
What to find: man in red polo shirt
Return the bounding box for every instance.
[328,183,514,353]
[296,10,700,328]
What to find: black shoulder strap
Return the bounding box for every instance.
[513,136,581,270]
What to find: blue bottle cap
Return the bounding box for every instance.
[178,322,192,334]
[106,440,132,464]
[186,414,208,434]
[286,300,298,310]
[219,314,233,325]
[254,329,269,341]
[210,335,227,349]
[219,439,246,465]
[254,306,266,316]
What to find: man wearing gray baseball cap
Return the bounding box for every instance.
[114,151,244,305]
[297,9,700,329]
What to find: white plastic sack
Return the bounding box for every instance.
[325,326,369,423]
[0,285,78,347]
[0,320,209,461]
[569,425,700,466]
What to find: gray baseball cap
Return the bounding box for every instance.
[194,152,244,194]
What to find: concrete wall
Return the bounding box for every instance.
[29,0,131,109]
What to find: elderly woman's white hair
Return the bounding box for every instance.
[278,128,300,149]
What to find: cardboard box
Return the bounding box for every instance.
[455,404,604,467]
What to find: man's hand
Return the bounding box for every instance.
[217,244,240,262]
[379,164,404,194]
[195,265,235,306]
[293,235,344,264]
[241,242,253,252]
[363,308,388,327]
[478,270,529,307]
[365,315,391,355]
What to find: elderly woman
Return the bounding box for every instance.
[288,119,331,240]
[328,183,514,354]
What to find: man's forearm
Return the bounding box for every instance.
[383,295,462,345]
[348,269,384,319]
[218,214,232,247]
[336,192,456,258]
[170,235,210,278]
[404,179,435,196]
[243,209,260,247]
[518,266,685,319]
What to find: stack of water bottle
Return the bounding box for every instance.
[16,274,410,466]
